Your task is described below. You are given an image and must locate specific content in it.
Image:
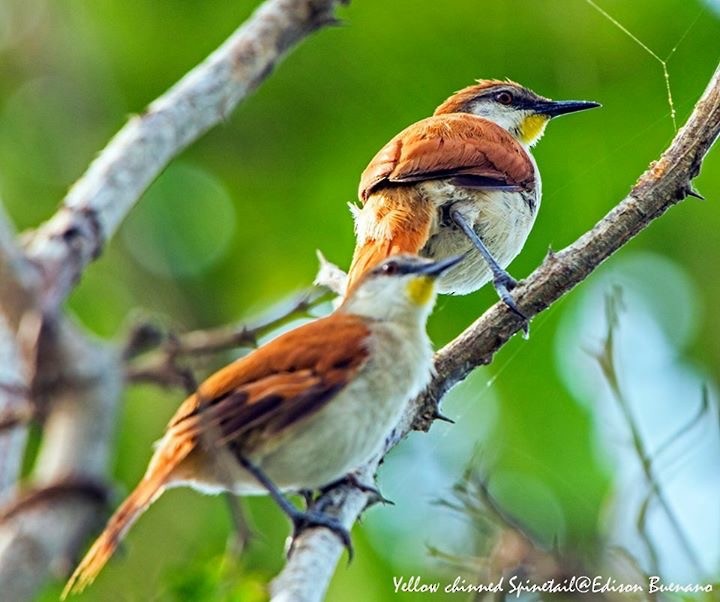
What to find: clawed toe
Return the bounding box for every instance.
[340,473,394,506]
[494,272,518,292]
[494,281,526,319]
[493,279,530,337]
[320,473,394,506]
[289,510,354,561]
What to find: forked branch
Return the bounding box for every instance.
[0,1,348,600]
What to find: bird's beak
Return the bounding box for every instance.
[532,99,601,118]
[415,254,466,277]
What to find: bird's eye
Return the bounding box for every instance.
[495,91,513,105]
[381,261,399,276]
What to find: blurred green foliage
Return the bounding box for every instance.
[1,0,719,600]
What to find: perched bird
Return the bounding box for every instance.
[347,79,599,316]
[62,253,463,598]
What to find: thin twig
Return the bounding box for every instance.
[592,292,703,573]
[125,287,332,387]
[652,384,710,461]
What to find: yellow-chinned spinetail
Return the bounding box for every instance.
[62,253,464,598]
[347,79,599,319]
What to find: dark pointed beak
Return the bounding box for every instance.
[533,99,601,118]
[416,253,466,277]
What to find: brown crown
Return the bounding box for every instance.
[434,79,524,115]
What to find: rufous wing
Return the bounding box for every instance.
[346,113,536,292]
[166,312,371,451]
[62,313,371,597]
[358,113,535,201]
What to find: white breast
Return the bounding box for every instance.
[419,171,540,295]
[236,320,434,493]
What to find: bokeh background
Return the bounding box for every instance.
[1,0,719,599]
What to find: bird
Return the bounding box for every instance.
[346,79,600,317]
[61,253,464,598]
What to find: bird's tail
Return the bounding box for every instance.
[61,473,165,598]
[346,189,434,295]
[346,237,398,294]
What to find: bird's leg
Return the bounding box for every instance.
[238,456,353,559]
[223,492,255,556]
[450,208,528,322]
[298,488,315,509]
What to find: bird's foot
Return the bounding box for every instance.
[321,473,394,506]
[492,273,530,336]
[494,271,518,292]
[493,273,523,317]
[288,508,354,560]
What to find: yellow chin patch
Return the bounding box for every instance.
[519,114,549,146]
[406,276,435,306]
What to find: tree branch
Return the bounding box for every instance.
[0,315,31,507]
[125,287,332,387]
[269,63,720,602]
[0,1,347,599]
[0,203,39,330]
[22,0,347,312]
[0,322,121,601]
[0,203,38,505]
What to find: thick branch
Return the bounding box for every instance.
[269,63,720,602]
[0,315,30,507]
[23,0,346,311]
[0,1,347,599]
[0,204,38,505]
[418,65,720,413]
[0,322,121,601]
[0,203,39,330]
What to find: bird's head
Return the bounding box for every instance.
[434,79,600,147]
[342,254,465,323]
